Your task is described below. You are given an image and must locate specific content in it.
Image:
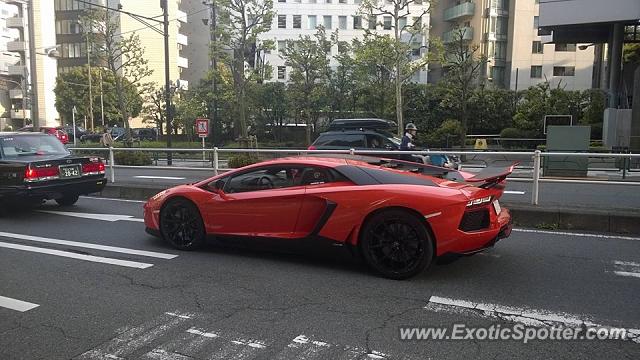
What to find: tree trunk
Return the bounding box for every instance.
[395,70,403,135]
[114,72,131,145]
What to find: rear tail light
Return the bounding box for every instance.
[307,145,317,150]
[82,158,106,175]
[24,165,59,182]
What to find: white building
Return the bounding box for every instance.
[262,0,430,83]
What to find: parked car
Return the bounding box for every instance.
[0,132,106,208]
[143,156,514,279]
[61,125,88,142]
[18,125,69,145]
[309,118,460,168]
[132,128,157,141]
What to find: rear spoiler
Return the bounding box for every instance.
[463,163,518,188]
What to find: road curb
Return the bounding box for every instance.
[99,184,640,235]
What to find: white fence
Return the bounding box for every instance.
[69,147,640,206]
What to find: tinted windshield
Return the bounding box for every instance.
[0,135,69,158]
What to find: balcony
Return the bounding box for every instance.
[7,41,27,52]
[444,2,475,22]
[10,109,30,119]
[7,65,26,76]
[177,33,188,46]
[6,16,24,28]
[176,10,187,23]
[177,56,188,69]
[9,89,23,99]
[443,27,474,43]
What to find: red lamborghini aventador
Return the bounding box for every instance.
[144,156,513,279]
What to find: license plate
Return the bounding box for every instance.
[493,200,502,215]
[59,164,81,178]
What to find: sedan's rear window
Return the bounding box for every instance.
[0,135,69,158]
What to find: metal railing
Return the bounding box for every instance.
[69,147,640,206]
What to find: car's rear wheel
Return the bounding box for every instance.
[55,194,79,206]
[160,198,205,250]
[359,209,433,280]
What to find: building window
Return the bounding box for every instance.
[309,0,316,3]
[55,20,82,35]
[339,16,347,30]
[532,41,543,54]
[326,0,331,3]
[294,0,301,2]
[339,0,347,3]
[496,17,508,36]
[368,16,376,30]
[383,16,392,30]
[338,41,348,54]
[530,65,543,78]
[494,41,507,60]
[278,40,286,54]
[293,15,301,29]
[278,0,286,2]
[308,15,317,29]
[399,17,407,29]
[278,15,286,29]
[353,16,362,29]
[324,15,332,29]
[354,0,362,3]
[277,66,286,80]
[413,16,422,29]
[553,66,575,76]
[533,16,539,29]
[555,43,576,52]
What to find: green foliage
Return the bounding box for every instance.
[54,67,143,126]
[623,43,640,64]
[499,127,526,139]
[418,119,464,148]
[228,153,260,168]
[114,151,152,166]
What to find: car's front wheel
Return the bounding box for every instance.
[55,194,79,206]
[359,209,434,280]
[160,198,205,250]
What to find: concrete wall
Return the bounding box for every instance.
[539,0,640,27]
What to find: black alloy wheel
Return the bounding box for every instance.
[360,209,433,280]
[160,198,206,250]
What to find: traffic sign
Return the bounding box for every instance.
[196,118,209,137]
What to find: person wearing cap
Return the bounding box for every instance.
[400,123,418,161]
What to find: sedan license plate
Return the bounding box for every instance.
[59,164,81,179]
[493,200,501,215]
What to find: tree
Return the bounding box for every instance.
[54,66,143,127]
[215,0,275,141]
[174,88,208,138]
[250,82,289,142]
[281,28,334,145]
[359,0,434,134]
[325,42,359,119]
[440,27,487,146]
[83,7,153,142]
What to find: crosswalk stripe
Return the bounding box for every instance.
[0,295,39,312]
[0,241,153,269]
[0,231,177,259]
[273,335,334,360]
[77,312,194,359]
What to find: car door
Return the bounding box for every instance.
[200,164,307,238]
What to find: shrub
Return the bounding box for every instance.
[499,127,524,139]
[228,153,260,168]
[114,151,152,166]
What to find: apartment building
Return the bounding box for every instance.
[53,0,190,128]
[0,0,58,130]
[262,0,430,83]
[430,0,596,90]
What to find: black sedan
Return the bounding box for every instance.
[0,132,107,208]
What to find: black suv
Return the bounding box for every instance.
[309,118,426,163]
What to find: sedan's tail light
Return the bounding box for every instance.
[82,158,106,175]
[24,165,59,182]
[307,145,317,150]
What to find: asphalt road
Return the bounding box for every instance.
[1,197,639,359]
[106,167,640,211]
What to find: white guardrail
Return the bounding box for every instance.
[69,147,640,206]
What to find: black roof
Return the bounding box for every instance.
[328,118,396,131]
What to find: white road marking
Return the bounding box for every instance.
[78,311,194,359]
[0,295,39,312]
[81,196,146,204]
[425,296,640,343]
[134,175,185,180]
[38,210,144,223]
[0,231,177,259]
[0,241,153,269]
[610,261,640,279]
[512,228,640,241]
[186,328,218,338]
[503,190,526,195]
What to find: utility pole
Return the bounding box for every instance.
[99,69,105,127]
[87,35,94,130]
[208,1,218,146]
[161,0,173,165]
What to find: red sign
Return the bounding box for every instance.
[195,118,209,137]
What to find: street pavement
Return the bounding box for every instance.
[105,167,640,211]
[1,197,639,359]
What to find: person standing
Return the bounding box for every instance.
[100,128,113,147]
